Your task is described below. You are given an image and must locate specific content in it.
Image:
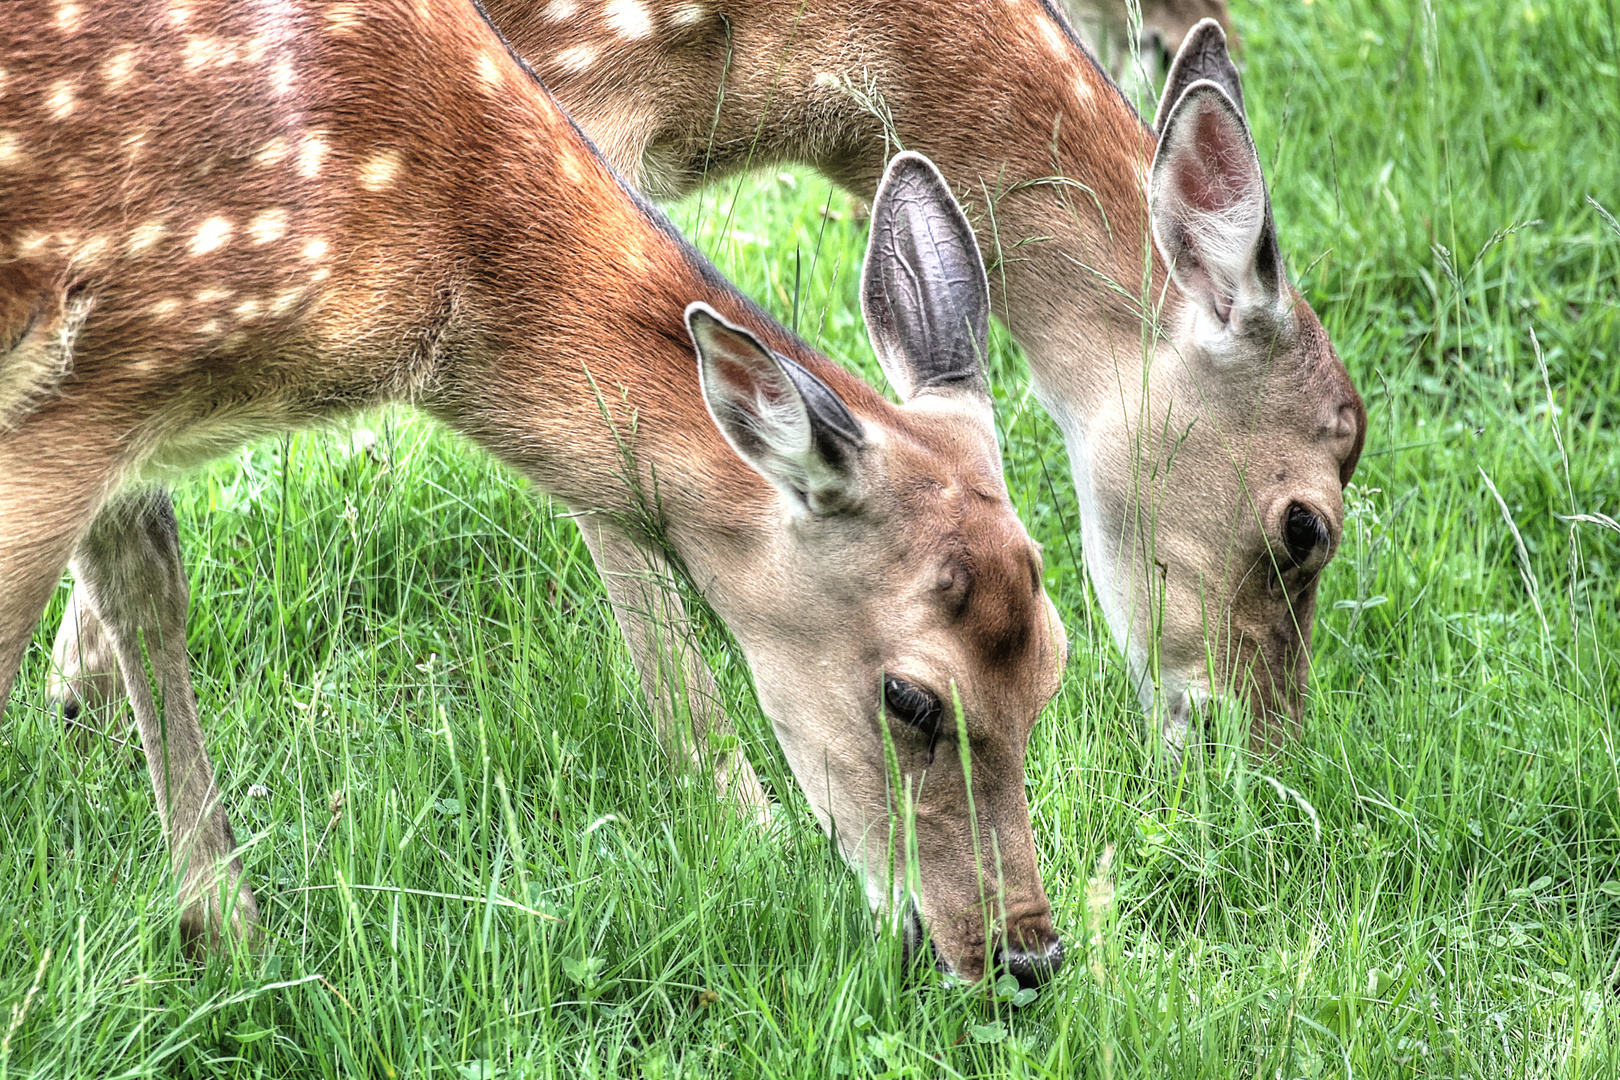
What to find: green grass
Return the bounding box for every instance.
[4,0,1620,1075]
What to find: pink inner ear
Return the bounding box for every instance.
[714,353,789,412]
[1174,102,1251,215]
[713,356,759,400]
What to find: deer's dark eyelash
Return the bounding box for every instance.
[884,676,940,727]
[884,676,945,763]
[1284,502,1330,567]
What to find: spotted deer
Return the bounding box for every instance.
[0,0,1070,983]
[1060,0,1234,91]
[434,1,1361,752]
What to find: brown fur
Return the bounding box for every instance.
[1,0,1065,980]
[475,0,1364,750]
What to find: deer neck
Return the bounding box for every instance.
[432,132,801,574]
[304,3,807,571]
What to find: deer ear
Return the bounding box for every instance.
[1154,17,1244,134]
[687,303,865,513]
[1150,80,1285,332]
[861,151,991,403]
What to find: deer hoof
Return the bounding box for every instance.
[178,873,261,960]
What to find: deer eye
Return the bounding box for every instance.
[1283,502,1331,569]
[883,676,942,732]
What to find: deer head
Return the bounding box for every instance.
[685,154,1067,982]
[1067,21,1365,753]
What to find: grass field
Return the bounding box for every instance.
[5,1,1620,1076]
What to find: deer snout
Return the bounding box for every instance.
[994,918,1064,989]
[1242,625,1312,752]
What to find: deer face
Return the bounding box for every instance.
[688,155,1067,985]
[1069,24,1364,753]
[1139,0,1235,59]
[1074,292,1361,754]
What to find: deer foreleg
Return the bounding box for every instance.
[577,518,770,817]
[70,487,258,956]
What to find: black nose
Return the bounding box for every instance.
[995,935,1065,990]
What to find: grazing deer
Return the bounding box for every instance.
[1059,0,1235,90]
[1,0,1070,984]
[424,1,1361,753]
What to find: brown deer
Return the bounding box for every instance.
[1059,0,1235,93]
[425,1,1360,753]
[0,0,1069,983]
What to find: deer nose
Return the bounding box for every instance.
[994,930,1064,989]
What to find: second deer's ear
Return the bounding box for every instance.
[687,303,865,514]
[1150,80,1285,333]
[861,151,991,403]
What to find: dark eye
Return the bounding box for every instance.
[883,676,942,732]
[1283,502,1331,569]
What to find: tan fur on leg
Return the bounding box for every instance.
[578,518,771,817]
[69,488,259,956]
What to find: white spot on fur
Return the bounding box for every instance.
[234,298,263,319]
[326,3,365,34]
[477,52,502,89]
[248,207,288,244]
[189,216,233,256]
[812,71,839,89]
[16,231,50,256]
[604,0,653,39]
[302,238,328,260]
[310,268,330,283]
[127,219,166,253]
[544,0,578,18]
[359,148,404,191]
[183,36,228,70]
[270,58,296,95]
[47,80,75,119]
[150,298,182,317]
[168,0,191,26]
[0,132,26,169]
[196,288,232,303]
[555,45,597,73]
[270,287,305,315]
[56,3,83,33]
[253,136,290,167]
[1074,71,1093,104]
[183,34,265,71]
[181,34,266,70]
[298,132,328,177]
[670,2,708,26]
[199,319,221,335]
[1037,16,1068,58]
[74,234,112,263]
[559,151,584,184]
[103,44,140,90]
